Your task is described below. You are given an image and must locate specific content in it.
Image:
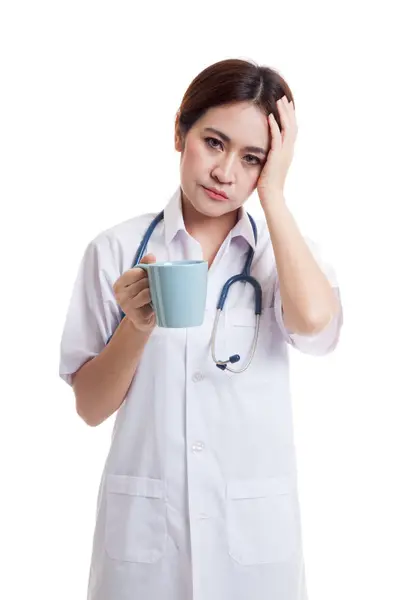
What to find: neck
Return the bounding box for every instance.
[180,190,238,247]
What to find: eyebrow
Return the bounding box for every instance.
[203,127,267,156]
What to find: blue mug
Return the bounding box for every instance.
[136,260,208,328]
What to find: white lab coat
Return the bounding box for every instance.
[59,187,343,600]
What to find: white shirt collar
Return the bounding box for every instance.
[163,186,256,250]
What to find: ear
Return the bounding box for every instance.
[175,131,183,152]
[174,111,185,152]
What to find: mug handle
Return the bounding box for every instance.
[135,263,154,310]
[135,264,149,272]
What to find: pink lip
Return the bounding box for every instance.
[202,186,229,201]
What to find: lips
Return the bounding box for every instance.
[202,186,229,201]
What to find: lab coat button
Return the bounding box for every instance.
[192,372,205,383]
[191,441,205,453]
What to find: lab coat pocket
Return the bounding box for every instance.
[105,474,167,564]
[227,476,298,565]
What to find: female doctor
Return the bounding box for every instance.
[59,58,343,600]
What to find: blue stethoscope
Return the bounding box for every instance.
[119,210,263,373]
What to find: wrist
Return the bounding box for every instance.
[123,315,154,338]
[259,188,285,205]
[261,193,287,222]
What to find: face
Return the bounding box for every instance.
[175,101,270,218]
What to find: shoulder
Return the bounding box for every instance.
[85,211,159,273]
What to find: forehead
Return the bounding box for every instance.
[194,101,269,147]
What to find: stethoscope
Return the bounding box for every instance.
[116,210,263,373]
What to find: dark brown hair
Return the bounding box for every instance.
[175,58,294,145]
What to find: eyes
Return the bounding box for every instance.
[204,137,262,166]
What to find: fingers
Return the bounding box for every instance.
[140,253,156,264]
[276,98,290,142]
[125,276,148,298]
[113,254,156,293]
[131,287,152,309]
[276,96,298,141]
[113,268,144,292]
[268,111,281,150]
[112,252,157,331]
[140,304,155,320]
[114,275,150,306]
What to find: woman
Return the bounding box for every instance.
[59,58,343,600]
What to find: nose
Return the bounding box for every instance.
[211,154,236,185]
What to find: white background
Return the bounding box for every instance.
[1,1,399,598]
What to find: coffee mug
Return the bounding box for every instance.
[136,260,208,328]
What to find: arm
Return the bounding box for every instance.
[262,191,340,335]
[257,96,339,336]
[72,317,151,427]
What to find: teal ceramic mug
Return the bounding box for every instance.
[136,260,208,328]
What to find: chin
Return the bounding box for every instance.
[198,186,234,211]
[195,199,233,218]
